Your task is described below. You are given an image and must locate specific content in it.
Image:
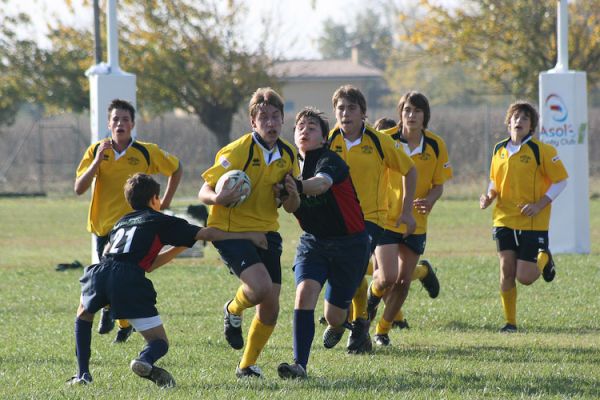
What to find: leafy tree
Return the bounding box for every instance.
[403,0,600,99]
[318,9,393,70]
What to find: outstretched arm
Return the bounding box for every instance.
[160,162,183,210]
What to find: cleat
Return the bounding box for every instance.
[66,372,92,385]
[236,364,263,378]
[499,323,518,333]
[130,359,176,388]
[223,301,243,350]
[538,250,556,282]
[392,319,410,330]
[318,315,327,325]
[113,325,134,343]
[366,281,382,322]
[374,333,390,346]
[97,307,115,334]
[418,260,440,298]
[347,318,372,354]
[323,325,345,349]
[277,362,307,379]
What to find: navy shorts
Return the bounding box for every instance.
[213,231,283,284]
[79,260,158,319]
[378,230,427,255]
[493,227,548,263]
[293,231,370,309]
[365,221,384,255]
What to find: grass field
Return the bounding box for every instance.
[1,196,599,399]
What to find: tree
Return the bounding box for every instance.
[318,9,393,70]
[403,0,600,99]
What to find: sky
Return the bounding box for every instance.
[4,0,458,60]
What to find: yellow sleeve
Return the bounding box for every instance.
[76,140,107,178]
[381,132,414,175]
[201,142,244,188]
[541,144,568,183]
[146,144,180,176]
[432,137,452,185]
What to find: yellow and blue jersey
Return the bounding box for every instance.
[490,135,568,231]
[76,139,180,236]
[328,125,414,227]
[202,133,300,232]
[382,127,453,234]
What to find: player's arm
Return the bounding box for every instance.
[414,184,444,215]
[147,246,188,272]
[160,162,183,210]
[396,165,417,235]
[198,180,245,206]
[480,181,497,209]
[74,140,112,195]
[520,179,567,217]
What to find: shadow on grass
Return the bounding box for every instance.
[444,320,600,335]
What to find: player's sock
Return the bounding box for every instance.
[138,339,169,365]
[239,316,275,369]
[500,287,517,326]
[292,309,314,370]
[394,309,404,322]
[351,277,369,320]
[371,282,387,298]
[117,319,131,329]
[366,259,374,276]
[74,318,92,377]
[412,263,427,281]
[228,286,254,315]
[376,317,392,335]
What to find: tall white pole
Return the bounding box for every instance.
[553,0,569,72]
[106,0,122,74]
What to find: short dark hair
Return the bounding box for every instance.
[295,107,330,138]
[249,87,284,120]
[108,99,136,122]
[373,117,397,131]
[397,91,430,130]
[124,173,160,210]
[332,85,367,115]
[505,101,539,134]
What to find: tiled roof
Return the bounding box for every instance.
[272,59,383,80]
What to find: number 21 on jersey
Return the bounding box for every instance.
[108,227,137,254]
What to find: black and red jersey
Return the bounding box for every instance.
[103,208,200,271]
[294,147,365,238]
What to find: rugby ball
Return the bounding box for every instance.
[215,170,251,208]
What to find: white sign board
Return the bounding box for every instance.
[539,71,590,253]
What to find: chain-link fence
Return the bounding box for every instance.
[1,105,598,198]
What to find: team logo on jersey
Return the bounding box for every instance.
[103,154,110,160]
[444,162,451,169]
[552,155,560,163]
[275,159,286,168]
[334,145,343,153]
[420,153,431,161]
[252,158,260,167]
[361,145,373,154]
[219,156,231,169]
[520,155,531,164]
[128,157,140,166]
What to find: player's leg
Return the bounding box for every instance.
[494,227,519,332]
[67,302,95,385]
[375,244,419,346]
[369,242,399,322]
[94,235,115,335]
[130,320,175,388]
[113,319,134,343]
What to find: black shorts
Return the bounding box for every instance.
[79,260,158,319]
[378,230,427,255]
[293,231,370,309]
[493,227,549,263]
[365,221,384,255]
[213,231,283,284]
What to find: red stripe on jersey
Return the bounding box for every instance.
[331,177,365,234]
[139,235,164,271]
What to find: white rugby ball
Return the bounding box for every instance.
[215,169,251,208]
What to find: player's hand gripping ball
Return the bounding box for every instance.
[215,170,251,208]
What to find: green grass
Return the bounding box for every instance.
[1,197,599,399]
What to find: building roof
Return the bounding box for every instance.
[272,59,384,81]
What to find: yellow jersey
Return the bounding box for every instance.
[76,139,180,236]
[328,125,414,227]
[490,135,568,230]
[202,133,300,232]
[382,128,453,234]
